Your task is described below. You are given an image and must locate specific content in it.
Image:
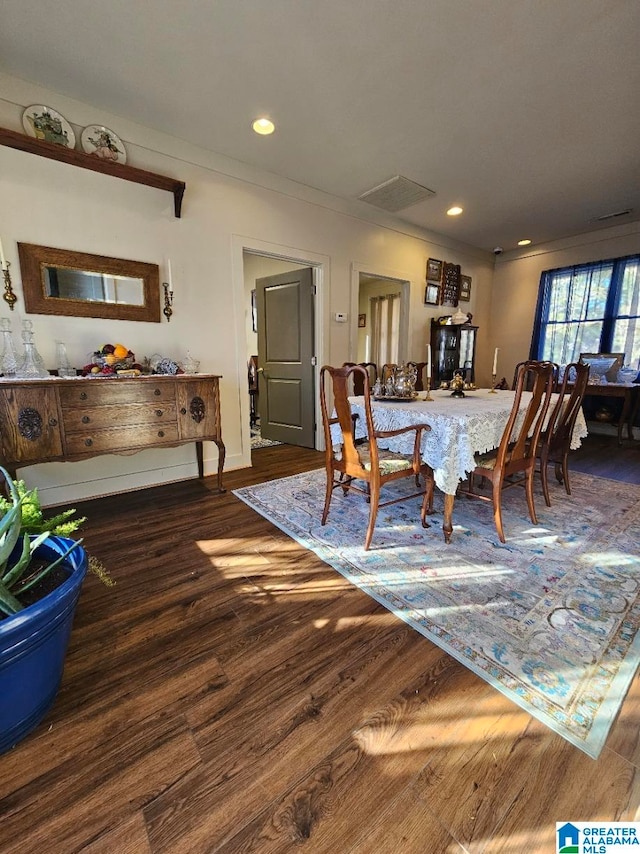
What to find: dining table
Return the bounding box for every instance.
[343,387,589,543]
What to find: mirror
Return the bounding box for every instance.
[18,243,161,322]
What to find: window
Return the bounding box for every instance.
[531,254,640,369]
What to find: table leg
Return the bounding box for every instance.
[443,492,455,544]
[618,394,632,445]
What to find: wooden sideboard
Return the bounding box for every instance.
[0,374,225,492]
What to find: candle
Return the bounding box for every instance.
[492,347,499,375]
[167,259,174,291]
[426,344,432,380]
[0,237,6,270]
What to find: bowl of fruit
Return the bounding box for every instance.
[83,343,143,377]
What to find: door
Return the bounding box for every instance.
[256,267,315,446]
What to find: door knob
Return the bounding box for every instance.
[257,367,265,373]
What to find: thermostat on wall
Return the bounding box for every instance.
[334,312,348,322]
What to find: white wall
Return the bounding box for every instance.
[490,222,640,384]
[0,73,493,505]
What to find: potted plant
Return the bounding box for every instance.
[0,467,89,753]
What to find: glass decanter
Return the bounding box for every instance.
[17,319,48,378]
[56,341,76,377]
[0,317,19,377]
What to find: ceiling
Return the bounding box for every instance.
[2,0,639,252]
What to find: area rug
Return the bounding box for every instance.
[250,424,281,450]
[233,469,640,758]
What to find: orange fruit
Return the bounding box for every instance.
[113,344,128,360]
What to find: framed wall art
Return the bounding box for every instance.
[426,258,442,282]
[424,283,440,305]
[358,313,366,327]
[459,274,472,302]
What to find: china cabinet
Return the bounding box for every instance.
[430,320,478,386]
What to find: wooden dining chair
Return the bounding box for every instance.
[536,361,590,506]
[408,361,427,391]
[320,364,434,550]
[461,361,555,543]
[512,360,559,391]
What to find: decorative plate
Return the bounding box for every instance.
[22,105,76,148]
[80,125,127,164]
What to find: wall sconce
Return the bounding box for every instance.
[162,282,174,322]
[2,263,17,311]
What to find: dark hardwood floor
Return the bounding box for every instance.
[0,438,639,853]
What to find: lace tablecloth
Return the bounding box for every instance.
[336,389,588,495]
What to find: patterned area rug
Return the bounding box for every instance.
[234,469,640,758]
[250,424,281,450]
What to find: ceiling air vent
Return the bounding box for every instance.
[358,176,436,212]
[593,208,633,222]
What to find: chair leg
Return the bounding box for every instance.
[525,469,538,525]
[364,487,380,551]
[321,472,334,525]
[492,480,506,544]
[560,453,571,495]
[420,473,434,526]
[539,454,551,507]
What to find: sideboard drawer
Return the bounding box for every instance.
[58,381,175,408]
[62,403,178,433]
[65,423,180,455]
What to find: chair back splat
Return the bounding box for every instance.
[462,361,555,543]
[537,361,590,506]
[320,363,435,550]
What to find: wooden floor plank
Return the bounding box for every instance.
[0,440,638,853]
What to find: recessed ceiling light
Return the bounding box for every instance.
[252,118,275,135]
[447,206,463,216]
[517,239,532,246]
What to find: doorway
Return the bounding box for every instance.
[241,245,326,455]
[355,271,410,366]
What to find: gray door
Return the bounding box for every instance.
[256,267,315,447]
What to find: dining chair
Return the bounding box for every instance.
[512,360,559,391]
[248,355,259,428]
[408,361,427,391]
[536,361,590,506]
[381,363,398,385]
[342,362,378,396]
[461,361,555,543]
[320,364,434,550]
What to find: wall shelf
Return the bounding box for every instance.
[0,126,185,217]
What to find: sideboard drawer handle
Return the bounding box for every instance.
[82,415,90,424]
[85,438,93,447]
[80,392,87,400]
[180,407,187,415]
[154,388,161,396]
[158,430,165,438]
[155,409,163,417]
[48,417,58,427]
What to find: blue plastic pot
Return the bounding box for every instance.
[0,536,88,754]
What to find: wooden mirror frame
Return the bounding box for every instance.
[18,243,161,322]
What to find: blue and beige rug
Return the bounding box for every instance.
[234,469,640,758]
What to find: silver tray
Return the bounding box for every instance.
[373,394,418,402]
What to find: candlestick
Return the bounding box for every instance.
[162,282,174,322]
[424,376,434,401]
[492,347,499,375]
[489,372,498,393]
[2,263,17,311]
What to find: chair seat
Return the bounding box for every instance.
[360,447,417,475]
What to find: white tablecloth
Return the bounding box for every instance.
[335,388,588,495]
